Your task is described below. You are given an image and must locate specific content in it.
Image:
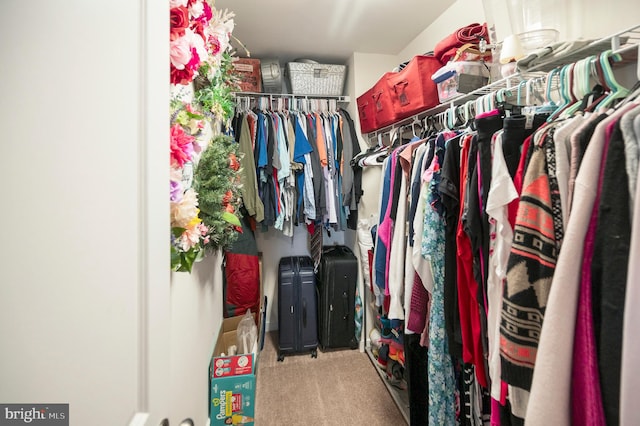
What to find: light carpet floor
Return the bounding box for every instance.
[255,332,406,425]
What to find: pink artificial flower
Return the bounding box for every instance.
[170,123,195,167]
[183,28,207,66]
[186,48,201,72]
[169,0,188,8]
[208,35,221,56]
[202,1,213,22]
[179,226,201,251]
[170,35,191,70]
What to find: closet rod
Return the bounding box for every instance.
[366,23,640,142]
[232,91,350,103]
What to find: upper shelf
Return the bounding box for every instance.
[366,23,640,139]
[233,91,350,102]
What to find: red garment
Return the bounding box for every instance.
[368,249,375,294]
[433,23,489,64]
[570,120,617,426]
[455,135,488,389]
[507,134,532,228]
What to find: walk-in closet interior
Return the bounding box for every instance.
[3,0,640,425]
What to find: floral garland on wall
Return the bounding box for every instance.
[169,0,242,272]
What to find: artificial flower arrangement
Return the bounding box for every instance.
[170,0,235,86]
[169,0,243,272]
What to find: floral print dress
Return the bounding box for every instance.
[422,143,456,426]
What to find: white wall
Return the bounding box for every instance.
[571,0,640,39]
[349,52,400,150]
[397,0,486,63]
[170,255,224,424]
[0,1,170,425]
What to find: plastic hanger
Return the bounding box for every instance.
[595,50,629,111]
[584,54,613,112]
[547,64,574,121]
[410,116,421,138]
[516,80,527,105]
[561,56,594,118]
[462,99,475,127]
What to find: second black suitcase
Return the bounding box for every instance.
[277,256,318,361]
[317,245,359,350]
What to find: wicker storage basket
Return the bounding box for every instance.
[287,62,346,96]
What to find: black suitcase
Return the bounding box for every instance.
[277,256,318,361]
[317,245,359,350]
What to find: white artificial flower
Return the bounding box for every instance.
[189,0,205,19]
[184,28,209,64]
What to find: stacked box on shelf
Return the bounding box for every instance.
[356,72,397,134]
[356,54,442,134]
[232,58,262,92]
[287,62,346,96]
[385,55,441,120]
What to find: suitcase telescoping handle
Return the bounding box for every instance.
[302,298,307,328]
[342,290,349,320]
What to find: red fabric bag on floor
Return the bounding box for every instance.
[385,55,441,120]
[224,252,260,317]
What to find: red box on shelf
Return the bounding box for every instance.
[232,58,262,93]
[385,55,441,120]
[356,72,397,134]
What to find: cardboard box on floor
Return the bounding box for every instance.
[210,256,264,426]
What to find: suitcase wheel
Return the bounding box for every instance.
[311,349,317,358]
[277,353,284,362]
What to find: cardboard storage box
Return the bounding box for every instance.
[232,58,262,92]
[210,313,261,426]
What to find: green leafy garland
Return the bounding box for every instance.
[194,52,239,125]
[193,134,243,251]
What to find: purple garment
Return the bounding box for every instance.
[407,271,428,334]
[570,120,617,426]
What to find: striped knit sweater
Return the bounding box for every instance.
[500,130,562,391]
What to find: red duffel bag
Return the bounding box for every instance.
[385,55,441,121]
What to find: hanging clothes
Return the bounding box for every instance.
[231,101,362,237]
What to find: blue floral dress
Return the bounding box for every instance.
[422,142,456,426]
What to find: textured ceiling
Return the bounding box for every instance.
[215,0,456,64]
